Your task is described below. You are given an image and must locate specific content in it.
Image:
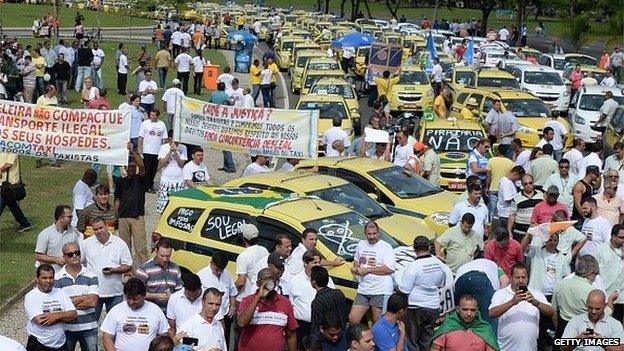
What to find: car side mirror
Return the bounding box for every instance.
[367,193,378,201]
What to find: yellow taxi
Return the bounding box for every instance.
[309,77,360,128]
[301,67,345,95]
[154,187,407,300]
[466,68,520,90]
[603,105,624,155]
[224,172,436,241]
[387,65,435,114]
[290,49,327,94]
[450,89,574,149]
[443,66,476,94]
[402,35,426,62]
[295,157,457,235]
[419,118,488,192]
[290,42,322,69]
[276,36,305,71]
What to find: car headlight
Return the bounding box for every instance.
[430,212,449,225]
[518,126,536,134]
[574,115,586,125]
[426,89,434,96]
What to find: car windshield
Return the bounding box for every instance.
[309,183,388,219]
[503,99,551,117]
[400,71,429,85]
[298,101,347,119]
[579,95,624,111]
[455,72,474,85]
[297,56,313,67]
[424,129,485,152]
[553,59,567,70]
[566,56,597,66]
[524,71,563,85]
[440,62,453,72]
[282,41,297,51]
[310,84,355,99]
[303,212,399,261]
[369,166,442,199]
[305,73,343,88]
[479,77,520,89]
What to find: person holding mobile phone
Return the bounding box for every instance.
[489,263,554,350]
[175,287,227,350]
[561,289,624,350]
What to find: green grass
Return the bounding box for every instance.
[0,3,155,28]
[0,40,227,304]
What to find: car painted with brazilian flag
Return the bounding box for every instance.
[419,118,488,192]
[153,186,455,311]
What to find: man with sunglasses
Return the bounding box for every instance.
[54,242,99,351]
[35,205,82,273]
[594,180,624,226]
[604,142,624,184]
[544,158,576,215]
[508,175,544,243]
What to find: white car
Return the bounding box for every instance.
[538,53,597,76]
[478,49,519,67]
[505,64,570,113]
[568,86,624,143]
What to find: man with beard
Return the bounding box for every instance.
[101,278,169,351]
[25,264,77,351]
[430,294,499,350]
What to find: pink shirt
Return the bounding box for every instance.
[484,239,524,276]
[571,70,583,90]
[432,330,496,351]
[531,201,569,225]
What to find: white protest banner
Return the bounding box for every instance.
[175,97,319,159]
[0,100,130,165]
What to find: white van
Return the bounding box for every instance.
[505,64,570,114]
[568,86,624,143]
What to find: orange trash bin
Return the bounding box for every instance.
[203,64,219,90]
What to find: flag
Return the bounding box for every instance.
[464,39,474,65]
[426,32,438,61]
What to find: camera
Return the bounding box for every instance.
[585,328,594,335]
[518,285,528,293]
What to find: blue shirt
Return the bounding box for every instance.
[209,90,230,105]
[372,315,407,351]
[313,331,348,351]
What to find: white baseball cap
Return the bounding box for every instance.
[240,223,258,240]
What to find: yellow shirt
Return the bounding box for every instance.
[236,16,246,26]
[250,64,262,85]
[155,50,171,68]
[0,153,20,184]
[433,95,446,118]
[460,107,475,119]
[269,63,279,83]
[373,76,400,98]
[486,156,513,191]
[33,56,46,77]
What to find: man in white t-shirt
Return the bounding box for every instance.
[180,30,192,50]
[235,224,270,302]
[174,47,193,94]
[253,20,262,35]
[170,28,183,57]
[178,287,228,350]
[197,251,238,323]
[544,115,567,161]
[579,197,612,257]
[489,263,554,351]
[226,78,245,107]
[183,147,210,187]
[512,138,532,173]
[25,264,78,350]
[399,236,448,350]
[101,278,169,351]
[392,131,414,167]
[138,71,158,116]
[191,50,206,95]
[166,273,203,336]
[161,78,185,130]
[117,47,129,95]
[349,221,396,325]
[156,134,187,213]
[71,168,97,228]
[242,155,270,176]
[91,42,105,88]
[498,26,510,42]
[138,109,167,193]
[0,334,25,351]
[498,166,525,227]
[217,66,235,91]
[323,116,351,157]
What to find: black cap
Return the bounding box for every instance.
[267,252,286,268]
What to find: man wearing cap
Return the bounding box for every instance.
[420,140,441,185]
[162,78,184,130]
[461,98,479,119]
[404,142,424,175]
[531,185,569,225]
[235,223,269,303]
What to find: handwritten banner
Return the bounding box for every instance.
[0,100,131,165]
[175,97,319,159]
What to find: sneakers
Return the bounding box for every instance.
[17,225,31,233]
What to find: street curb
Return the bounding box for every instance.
[0,279,35,316]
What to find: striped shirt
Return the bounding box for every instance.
[310,287,349,332]
[510,190,544,235]
[136,258,182,311]
[53,266,99,332]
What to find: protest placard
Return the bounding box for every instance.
[0,100,130,165]
[174,97,319,159]
[368,42,404,76]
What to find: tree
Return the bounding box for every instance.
[562,14,591,51]
[385,0,401,19]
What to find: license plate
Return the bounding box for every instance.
[448,182,466,190]
[403,104,417,108]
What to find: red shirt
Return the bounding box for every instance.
[238,293,298,351]
[484,239,524,276]
[433,330,496,351]
[531,201,568,225]
[87,97,112,110]
[571,70,583,90]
